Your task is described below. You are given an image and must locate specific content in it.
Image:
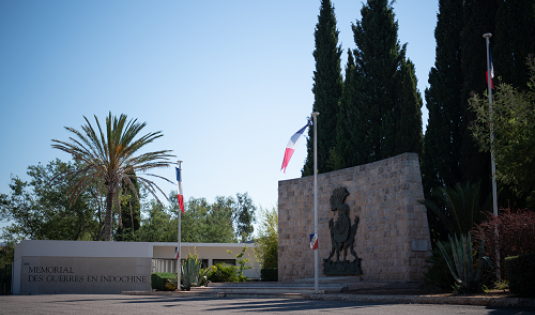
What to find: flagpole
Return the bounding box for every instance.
[177,160,183,290]
[312,111,319,294]
[483,32,501,281]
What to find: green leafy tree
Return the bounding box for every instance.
[254,206,278,269]
[302,0,343,176]
[469,58,535,208]
[180,197,210,243]
[205,196,236,243]
[136,199,176,242]
[0,159,105,242]
[172,195,237,243]
[51,112,175,241]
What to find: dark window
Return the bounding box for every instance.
[213,259,236,266]
[181,259,209,269]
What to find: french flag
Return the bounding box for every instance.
[176,167,184,213]
[281,121,310,173]
[310,233,318,250]
[487,42,494,89]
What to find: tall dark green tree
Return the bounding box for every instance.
[494,0,535,90]
[351,0,422,162]
[421,0,464,195]
[234,193,256,243]
[302,0,343,176]
[116,172,141,241]
[396,59,423,155]
[335,49,369,169]
[459,0,500,197]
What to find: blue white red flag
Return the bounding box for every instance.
[175,247,180,259]
[310,233,318,250]
[487,42,494,89]
[176,167,184,213]
[281,121,310,173]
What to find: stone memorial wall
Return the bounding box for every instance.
[278,153,431,283]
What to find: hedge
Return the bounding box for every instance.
[260,269,278,282]
[151,273,177,291]
[505,253,535,297]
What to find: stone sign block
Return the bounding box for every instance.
[13,240,153,294]
[19,257,151,294]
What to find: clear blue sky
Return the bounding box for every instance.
[0,0,439,236]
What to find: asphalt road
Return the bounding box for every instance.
[0,295,533,315]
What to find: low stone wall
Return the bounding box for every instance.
[278,153,431,283]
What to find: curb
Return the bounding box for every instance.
[121,291,535,308]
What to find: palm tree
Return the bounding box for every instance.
[52,112,175,241]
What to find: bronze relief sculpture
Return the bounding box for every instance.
[323,187,362,275]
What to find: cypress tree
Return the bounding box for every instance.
[494,0,535,90]
[459,0,500,196]
[396,59,423,155]
[302,0,343,176]
[117,173,141,240]
[421,0,464,194]
[351,0,421,162]
[335,49,368,169]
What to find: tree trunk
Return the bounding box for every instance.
[105,191,114,241]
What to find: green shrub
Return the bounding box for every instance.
[151,273,177,291]
[209,263,238,282]
[260,269,278,282]
[505,253,535,297]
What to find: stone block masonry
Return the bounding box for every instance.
[278,153,431,283]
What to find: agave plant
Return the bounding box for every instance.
[180,255,210,291]
[437,233,497,294]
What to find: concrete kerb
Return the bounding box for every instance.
[121,290,535,308]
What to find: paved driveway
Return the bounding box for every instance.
[0,294,533,315]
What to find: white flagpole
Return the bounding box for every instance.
[312,111,319,294]
[177,160,183,290]
[483,33,501,281]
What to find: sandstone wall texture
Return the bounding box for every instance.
[278,153,431,283]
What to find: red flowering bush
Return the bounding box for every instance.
[472,208,535,280]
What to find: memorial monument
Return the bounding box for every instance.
[278,153,431,283]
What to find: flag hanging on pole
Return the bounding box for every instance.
[486,42,494,89]
[310,233,318,250]
[175,167,184,213]
[175,247,180,259]
[281,121,310,173]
